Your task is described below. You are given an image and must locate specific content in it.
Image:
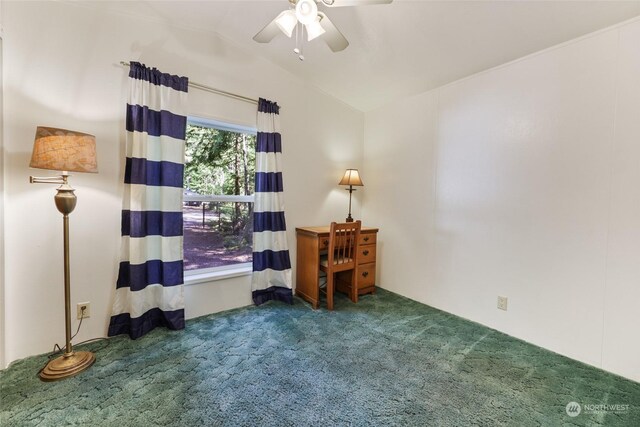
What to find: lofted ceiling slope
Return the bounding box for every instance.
[72,0,640,111]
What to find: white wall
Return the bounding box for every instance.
[364,18,640,382]
[1,1,363,366]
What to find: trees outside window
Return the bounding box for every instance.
[183,119,256,272]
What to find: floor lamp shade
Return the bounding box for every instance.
[29,126,98,381]
[339,169,363,222]
[30,127,98,173]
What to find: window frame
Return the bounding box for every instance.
[183,116,257,283]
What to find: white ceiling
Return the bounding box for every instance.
[82,0,640,111]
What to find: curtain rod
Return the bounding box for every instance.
[119,61,259,105]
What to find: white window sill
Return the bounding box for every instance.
[184,264,253,286]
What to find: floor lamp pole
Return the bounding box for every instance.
[62,211,72,355]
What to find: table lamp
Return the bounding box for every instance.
[338,169,363,222]
[29,126,98,381]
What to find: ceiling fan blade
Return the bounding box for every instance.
[253,14,283,43]
[318,12,349,52]
[320,0,392,7]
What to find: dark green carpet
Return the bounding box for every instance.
[1,289,638,426]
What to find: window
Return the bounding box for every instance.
[183,118,256,275]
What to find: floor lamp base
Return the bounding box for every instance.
[39,351,95,382]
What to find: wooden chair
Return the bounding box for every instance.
[319,220,361,310]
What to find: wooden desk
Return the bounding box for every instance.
[295,225,379,309]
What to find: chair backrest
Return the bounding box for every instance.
[327,220,361,271]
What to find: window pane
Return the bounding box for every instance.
[183,201,253,271]
[183,121,256,272]
[184,124,256,196]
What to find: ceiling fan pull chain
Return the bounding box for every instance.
[294,22,301,55]
[299,26,305,61]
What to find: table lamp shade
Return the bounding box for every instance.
[338,169,363,186]
[30,127,98,173]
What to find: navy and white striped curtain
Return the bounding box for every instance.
[252,98,293,305]
[109,62,189,339]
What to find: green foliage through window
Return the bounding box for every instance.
[184,124,256,196]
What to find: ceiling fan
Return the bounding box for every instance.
[253,0,392,60]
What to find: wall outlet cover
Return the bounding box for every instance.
[77,302,91,319]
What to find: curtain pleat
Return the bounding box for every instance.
[251,98,293,305]
[108,62,189,339]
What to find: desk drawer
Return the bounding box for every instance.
[320,236,360,251]
[320,238,330,250]
[358,264,376,288]
[358,245,376,264]
[359,233,377,246]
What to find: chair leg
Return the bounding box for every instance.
[327,272,334,310]
[350,269,358,303]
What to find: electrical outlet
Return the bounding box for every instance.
[77,302,91,319]
[497,296,508,311]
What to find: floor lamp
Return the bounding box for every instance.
[29,126,98,381]
[338,169,363,223]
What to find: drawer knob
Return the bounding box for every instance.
[363,236,370,242]
[363,249,369,256]
[362,271,369,278]
[323,240,328,246]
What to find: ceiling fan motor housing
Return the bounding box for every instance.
[296,0,318,25]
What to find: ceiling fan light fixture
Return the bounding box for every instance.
[305,18,326,41]
[295,0,318,25]
[275,9,297,38]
